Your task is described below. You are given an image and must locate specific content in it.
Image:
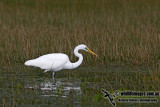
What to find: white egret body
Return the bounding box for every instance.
[24,44,97,77]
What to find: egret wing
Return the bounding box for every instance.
[31,53,69,70]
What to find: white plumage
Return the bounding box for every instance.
[25,53,69,71]
[24,44,97,78]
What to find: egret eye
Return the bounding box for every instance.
[85,47,89,51]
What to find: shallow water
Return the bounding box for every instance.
[25,78,82,98]
[0,64,159,106]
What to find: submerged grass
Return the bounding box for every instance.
[0,64,159,106]
[0,0,160,106]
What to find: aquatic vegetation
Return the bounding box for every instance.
[0,0,160,66]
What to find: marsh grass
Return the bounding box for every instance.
[0,0,160,66]
[0,0,160,106]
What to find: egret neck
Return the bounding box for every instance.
[63,45,83,69]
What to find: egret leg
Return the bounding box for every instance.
[51,72,55,83]
[52,72,55,79]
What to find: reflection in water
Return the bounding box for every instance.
[25,78,82,98]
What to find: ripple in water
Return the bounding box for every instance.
[25,78,82,98]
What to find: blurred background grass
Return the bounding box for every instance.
[0,0,160,67]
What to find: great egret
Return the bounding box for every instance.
[24,44,97,78]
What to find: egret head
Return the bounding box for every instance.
[78,44,98,57]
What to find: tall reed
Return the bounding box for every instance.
[0,0,160,67]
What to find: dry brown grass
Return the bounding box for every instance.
[0,0,160,67]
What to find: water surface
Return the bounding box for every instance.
[0,64,159,106]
